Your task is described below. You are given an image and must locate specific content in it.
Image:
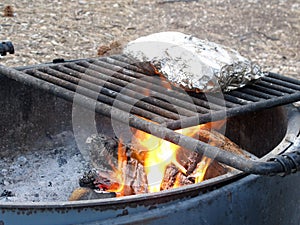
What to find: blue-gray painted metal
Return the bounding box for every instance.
[1,172,299,225]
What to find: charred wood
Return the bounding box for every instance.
[85,134,119,171]
[69,187,116,201]
[160,163,179,190]
[198,128,248,157]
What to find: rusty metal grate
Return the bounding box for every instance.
[10,54,300,130]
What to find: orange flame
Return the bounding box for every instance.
[132,129,180,192]
[106,140,127,196]
[106,118,225,195]
[190,156,212,183]
[131,120,223,193]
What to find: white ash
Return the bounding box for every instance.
[0,131,91,203]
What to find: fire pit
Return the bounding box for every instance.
[0,54,300,225]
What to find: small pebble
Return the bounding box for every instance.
[57,157,68,167]
[78,0,87,4]
[1,169,8,175]
[16,156,28,166]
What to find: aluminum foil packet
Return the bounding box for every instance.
[123,31,265,92]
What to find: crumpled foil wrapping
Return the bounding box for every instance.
[123,31,265,92]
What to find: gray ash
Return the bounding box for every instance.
[0,131,91,203]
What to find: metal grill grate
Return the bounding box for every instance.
[13,54,300,130]
[1,54,300,175]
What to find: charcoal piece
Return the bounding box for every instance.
[79,170,118,191]
[79,170,98,189]
[85,134,119,170]
[94,171,120,192]
[69,187,116,201]
[1,190,14,197]
[185,151,202,176]
[174,173,193,187]
[160,163,179,191]
[124,158,148,195]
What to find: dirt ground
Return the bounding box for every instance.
[0,0,299,79]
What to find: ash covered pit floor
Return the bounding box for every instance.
[0,131,90,203]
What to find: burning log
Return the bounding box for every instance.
[160,163,193,190]
[160,127,247,190]
[160,163,179,190]
[79,134,148,197]
[85,134,119,171]
[185,151,202,175]
[204,160,227,180]
[74,126,247,199]
[198,128,247,157]
[125,157,148,195]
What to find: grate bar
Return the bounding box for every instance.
[262,76,300,91]
[237,87,273,99]
[44,66,184,120]
[48,66,182,120]
[26,68,170,123]
[165,91,300,130]
[7,55,300,131]
[226,90,262,102]
[90,58,226,112]
[78,60,217,114]
[269,72,300,85]
[257,80,295,94]
[72,61,207,116]
[249,84,284,97]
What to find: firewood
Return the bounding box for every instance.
[204,160,227,180]
[185,151,202,175]
[198,128,248,157]
[160,163,179,190]
[93,158,148,196]
[80,127,246,198]
[123,157,148,195]
[174,173,193,187]
[69,187,116,201]
[85,134,119,171]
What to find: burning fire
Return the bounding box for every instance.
[132,129,181,193]
[101,120,225,196]
[132,124,214,193]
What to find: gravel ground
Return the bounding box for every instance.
[0,0,299,79]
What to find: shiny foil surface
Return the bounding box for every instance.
[124,32,265,92]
